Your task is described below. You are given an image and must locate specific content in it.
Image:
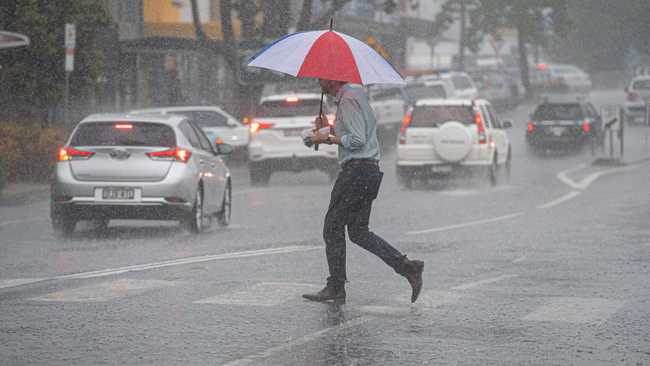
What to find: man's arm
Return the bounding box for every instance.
[312,98,366,148]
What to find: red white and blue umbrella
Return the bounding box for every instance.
[247,29,405,85]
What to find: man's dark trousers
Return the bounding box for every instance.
[323,161,403,287]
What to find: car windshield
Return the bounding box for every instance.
[632,79,650,90]
[405,84,447,102]
[370,87,404,101]
[170,111,230,128]
[410,105,474,127]
[256,98,322,117]
[70,122,176,147]
[451,76,473,89]
[533,104,585,120]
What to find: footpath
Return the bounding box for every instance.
[0,183,49,207]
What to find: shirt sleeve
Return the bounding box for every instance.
[337,98,366,151]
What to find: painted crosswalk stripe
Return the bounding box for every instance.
[0,245,320,290]
[30,279,176,302]
[451,274,518,291]
[523,297,625,324]
[194,282,321,307]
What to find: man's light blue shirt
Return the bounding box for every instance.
[334,84,381,165]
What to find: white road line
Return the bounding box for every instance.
[451,274,518,291]
[0,278,45,289]
[557,163,638,191]
[556,164,586,190]
[407,212,523,236]
[0,245,321,290]
[538,190,581,209]
[221,317,369,366]
[513,256,527,263]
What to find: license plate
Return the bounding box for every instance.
[101,187,135,200]
[431,165,452,173]
[551,126,564,136]
[283,128,303,137]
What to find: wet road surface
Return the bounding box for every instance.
[1,90,649,365]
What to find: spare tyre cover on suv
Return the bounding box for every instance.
[432,121,473,162]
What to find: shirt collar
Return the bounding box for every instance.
[335,83,354,105]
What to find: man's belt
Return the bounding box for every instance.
[342,159,379,168]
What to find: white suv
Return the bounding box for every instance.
[248,93,338,185]
[396,99,512,188]
[623,75,650,124]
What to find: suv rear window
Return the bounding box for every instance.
[70,122,176,147]
[405,84,447,102]
[411,105,474,127]
[451,76,472,90]
[256,99,322,117]
[533,103,585,120]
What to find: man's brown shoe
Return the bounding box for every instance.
[302,284,346,304]
[396,255,424,303]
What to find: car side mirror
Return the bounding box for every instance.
[502,120,513,129]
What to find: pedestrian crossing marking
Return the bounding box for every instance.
[194,282,320,307]
[523,297,625,324]
[30,279,176,302]
[0,278,44,289]
[359,290,460,315]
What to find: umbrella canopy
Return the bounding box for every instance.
[247,30,405,85]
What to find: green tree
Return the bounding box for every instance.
[0,0,111,124]
[468,0,569,98]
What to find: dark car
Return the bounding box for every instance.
[526,99,603,153]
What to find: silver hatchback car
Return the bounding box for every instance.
[51,113,233,235]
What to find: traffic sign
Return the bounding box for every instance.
[65,24,76,49]
[601,106,621,131]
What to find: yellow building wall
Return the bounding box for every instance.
[142,0,242,40]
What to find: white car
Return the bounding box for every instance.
[624,75,650,124]
[404,80,456,102]
[531,63,592,94]
[369,85,408,133]
[129,106,250,154]
[396,99,512,188]
[439,72,479,99]
[248,93,338,185]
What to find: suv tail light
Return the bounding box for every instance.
[398,109,413,145]
[475,112,487,144]
[582,120,591,133]
[58,146,95,161]
[146,147,192,162]
[249,121,274,133]
[527,122,535,134]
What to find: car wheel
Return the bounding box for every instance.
[250,163,271,186]
[185,187,204,234]
[504,147,512,183]
[217,180,231,227]
[51,204,76,236]
[488,156,498,187]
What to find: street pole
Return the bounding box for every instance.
[64,71,70,127]
[458,0,466,71]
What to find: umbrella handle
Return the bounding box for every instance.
[314,92,325,151]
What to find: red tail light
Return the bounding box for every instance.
[399,109,413,145]
[58,146,95,161]
[475,112,487,144]
[582,120,591,133]
[249,121,274,133]
[146,148,192,162]
[527,122,535,133]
